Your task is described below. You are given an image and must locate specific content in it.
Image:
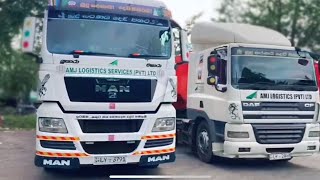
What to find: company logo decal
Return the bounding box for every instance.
[147,155,170,162]
[95,79,130,99]
[43,159,70,166]
[146,63,162,68]
[110,60,118,66]
[243,102,260,107]
[246,91,257,100]
[228,103,240,120]
[39,74,50,97]
[60,59,79,64]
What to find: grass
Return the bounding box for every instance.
[2,114,36,130]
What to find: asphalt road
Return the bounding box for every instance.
[1,130,320,180]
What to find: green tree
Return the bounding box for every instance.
[0,0,46,103]
[185,11,204,35]
[216,0,320,52]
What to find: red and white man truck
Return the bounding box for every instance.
[22,0,188,170]
[176,22,320,162]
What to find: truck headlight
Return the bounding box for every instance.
[152,117,175,132]
[39,117,68,133]
[227,131,249,138]
[309,131,320,137]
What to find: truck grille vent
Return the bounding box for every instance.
[78,120,143,133]
[40,141,76,150]
[144,138,174,148]
[252,124,306,144]
[81,141,140,154]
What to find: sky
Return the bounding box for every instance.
[161,0,221,26]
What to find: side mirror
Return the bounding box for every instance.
[180,29,189,62]
[207,54,227,92]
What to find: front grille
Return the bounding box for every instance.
[65,77,157,103]
[81,141,140,154]
[266,148,294,153]
[244,114,314,119]
[242,102,315,111]
[40,141,76,150]
[252,124,306,144]
[78,119,143,133]
[144,138,174,148]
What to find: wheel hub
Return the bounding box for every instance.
[198,130,210,154]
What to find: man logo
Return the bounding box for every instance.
[43,159,70,166]
[243,102,260,107]
[305,103,315,108]
[147,155,170,162]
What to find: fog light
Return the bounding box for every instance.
[227,131,249,138]
[239,148,251,152]
[307,146,316,150]
[309,131,320,137]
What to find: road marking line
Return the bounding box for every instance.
[109,175,212,179]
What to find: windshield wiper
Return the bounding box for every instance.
[70,50,116,57]
[128,53,168,59]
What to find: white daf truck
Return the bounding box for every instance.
[22,0,188,170]
[177,22,320,163]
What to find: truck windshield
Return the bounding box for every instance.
[231,47,317,91]
[46,11,171,59]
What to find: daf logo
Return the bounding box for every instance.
[304,103,315,108]
[146,63,162,68]
[43,159,70,166]
[60,60,79,64]
[243,102,260,107]
[147,155,170,162]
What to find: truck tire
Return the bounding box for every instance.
[196,121,214,163]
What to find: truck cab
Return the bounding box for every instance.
[22,0,188,170]
[179,22,320,162]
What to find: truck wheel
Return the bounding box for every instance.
[196,121,213,163]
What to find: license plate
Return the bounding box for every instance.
[94,156,127,165]
[269,153,291,161]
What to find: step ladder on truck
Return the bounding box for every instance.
[21,0,189,170]
[176,22,320,163]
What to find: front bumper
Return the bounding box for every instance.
[35,103,176,168]
[223,141,319,159]
[219,123,320,159]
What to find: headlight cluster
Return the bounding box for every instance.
[38,117,68,133]
[152,117,175,132]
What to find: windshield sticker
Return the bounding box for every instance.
[48,0,172,18]
[49,10,169,27]
[232,47,310,59]
[76,114,147,120]
[160,31,170,46]
[65,67,157,77]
